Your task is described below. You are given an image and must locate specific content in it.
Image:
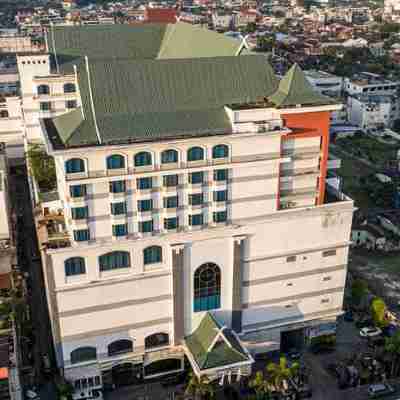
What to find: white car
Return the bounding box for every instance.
[360,327,382,338]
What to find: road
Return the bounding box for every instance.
[9,167,57,398]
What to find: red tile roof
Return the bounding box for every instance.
[145,8,178,24]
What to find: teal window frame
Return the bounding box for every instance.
[187,147,204,162]
[143,246,162,264]
[109,180,126,193]
[112,224,127,237]
[65,257,86,276]
[66,100,77,109]
[73,229,90,242]
[213,211,227,223]
[194,263,221,312]
[138,199,153,212]
[66,158,85,173]
[107,154,125,169]
[64,83,76,93]
[164,217,178,230]
[214,190,227,202]
[189,171,204,184]
[163,174,178,187]
[40,101,51,111]
[71,206,88,220]
[70,184,86,198]
[214,169,228,181]
[134,152,152,167]
[161,149,178,164]
[37,84,49,95]
[189,214,203,226]
[99,251,130,271]
[212,144,229,159]
[110,202,126,215]
[137,177,152,190]
[163,196,178,209]
[189,193,203,206]
[139,220,153,233]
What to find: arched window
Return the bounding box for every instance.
[106,154,125,169]
[107,339,133,356]
[99,251,130,272]
[37,84,50,95]
[0,111,8,118]
[65,158,85,173]
[134,152,152,167]
[194,263,221,312]
[187,147,204,162]
[64,83,76,93]
[70,347,97,364]
[65,257,85,276]
[145,333,169,349]
[143,246,162,265]
[212,144,229,159]
[161,149,178,164]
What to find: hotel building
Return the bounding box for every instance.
[17,23,353,399]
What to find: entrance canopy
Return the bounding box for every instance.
[184,313,253,378]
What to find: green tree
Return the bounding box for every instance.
[351,279,368,306]
[185,373,215,400]
[265,357,299,393]
[249,371,270,399]
[371,297,389,327]
[244,22,257,33]
[57,381,74,400]
[26,144,56,192]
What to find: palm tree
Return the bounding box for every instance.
[185,373,215,400]
[384,332,400,377]
[249,371,270,399]
[265,356,299,393]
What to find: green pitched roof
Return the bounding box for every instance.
[269,63,335,108]
[185,313,251,371]
[45,54,278,149]
[48,22,244,74]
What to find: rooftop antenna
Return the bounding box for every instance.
[85,56,102,145]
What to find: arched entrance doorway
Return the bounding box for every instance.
[111,362,142,387]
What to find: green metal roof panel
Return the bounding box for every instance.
[158,23,241,59]
[185,313,250,371]
[269,63,335,108]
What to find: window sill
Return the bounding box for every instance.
[65,274,87,285]
[99,267,131,279]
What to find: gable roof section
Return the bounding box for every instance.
[269,63,335,108]
[45,55,278,149]
[48,22,244,74]
[185,313,251,371]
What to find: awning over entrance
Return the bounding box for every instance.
[184,313,253,379]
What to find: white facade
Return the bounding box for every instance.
[344,72,399,97]
[305,70,343,97]
[36,104,353,395]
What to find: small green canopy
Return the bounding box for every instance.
[185,313,251,371]
[269,63,335,108]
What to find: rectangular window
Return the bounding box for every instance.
[70,184,86,198]
[189,193,203,206]
[213,211,227,223]
[139,220,153,233]
[87,378,94,388]
[40,102,51,111]
[189,171,204,184]
[163,196,178,209]
[214,190,227,202]
[163,174,178,187]
[112,224,127,237]
[321,298,330,304]
[323,276,332,281]
[109,180,126,193]
[286,255,296,262]
[66,100,77,109]
[73,229,90,242]
[110,202,126,215]
[189,213,203,226]
[137,199,153,212]
[322,249,337,257]
[214,169,228,181]
[94,376,101,386]
[71,206,88,220]
[164,217,178,230]
[137,177,152,190]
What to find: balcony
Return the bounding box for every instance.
[36,209,70,249]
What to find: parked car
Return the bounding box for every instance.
[382,324,398,337]
[367,383,395,398]
[356,318,373,329]
[360,327,382,338]
[25,390,40,399]
[287,348,301,360]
